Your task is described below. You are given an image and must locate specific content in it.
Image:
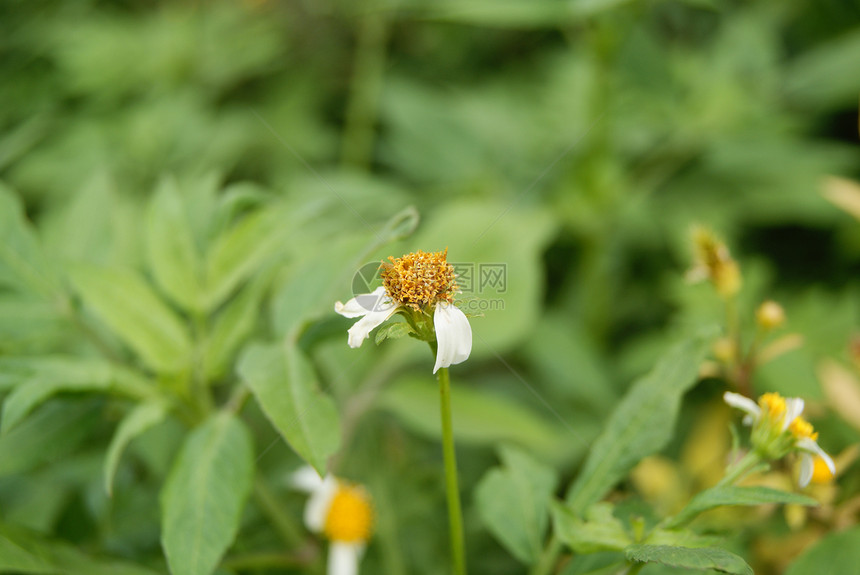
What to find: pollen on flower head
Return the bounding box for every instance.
[323,483,374,543]
[759,392,787,423]
[381,249,458,311]
[789,416,818,442]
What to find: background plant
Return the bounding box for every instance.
[1,0,860,574]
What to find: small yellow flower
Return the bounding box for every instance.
[809,455,835,485]
[724,391,835,487]
[292,466,375,575]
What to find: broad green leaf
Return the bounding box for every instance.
[559,552,625,575]
[552,502,632,554]
[415,0,633,28]
[565,330,715,513]
[104,400,168,496]
[203,275,269,380]
[161,412,253,575]
[786,30,860,108]
[238,343,340,474]
[785,526,860,575]
[1,357,113,433]
[476,446,559,564]
[624,544,753,575]
[0,399,99,478]
[0,521,160,575]
[378,377,569,456]
[146,177,204,312]
[0,184,60,297]
[0,297,64,353]
[204,203,293,310]
[666,486,818,528]
[68,264,192,372]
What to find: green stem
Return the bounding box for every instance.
[530,535,562,575]
[438,367,467,575]
[717,450,764,488]
[253,476,305,549]
[341,8,389,169]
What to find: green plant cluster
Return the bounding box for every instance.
[1,0,860,574]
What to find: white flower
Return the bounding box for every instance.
[723,391,835,488]
[334,250,473,373]
[290,466,374,575]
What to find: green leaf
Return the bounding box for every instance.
[667,486,819,528]
[374,321,414,345]
[161,412,254,575]
[0,297,64,353]
[146,177,204,313]
[68,264,192,373]
[565,330,715,513]
[378,377,568,456]
[0,184,60,297]
[238,343,340,474]
[204,203,293,310]
[552,502,632,554]
[0,521,161,575]
[785,526,860,575]
[203,275,268,380]
[559,552,625,575]
[1,357,113,433]
[476,446,558,564]
[624,544,753,575]
[0,399,100,479]
[786,30,860,108]
[104,400,168,496]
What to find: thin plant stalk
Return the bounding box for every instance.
[438,366,467,575]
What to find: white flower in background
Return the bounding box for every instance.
[291,466,374,575]
[334,249,472,373]
[723,391,835,487]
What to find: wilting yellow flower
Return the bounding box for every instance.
[687,227,741,298]
[335,249,472,373]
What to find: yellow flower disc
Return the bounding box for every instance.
[323,484,374,543]
[381,249,457,310]
[789,417,818,441]
[810,455,835,484]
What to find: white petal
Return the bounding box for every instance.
[798,453,814,488]
[290,465,325,493]
[328,542,364,575]
[335,287,389,318]
[305,476,339,533]
[723,392,761,421]
[796,437,836,475]
[346,305,399,348]
[433,301,472,374]
[782,398,805,431]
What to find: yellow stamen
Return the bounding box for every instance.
[810,455,835,484]
[323,483,374,543]
[789,417,818,441]
[381,249,458,311]
[691,227,741,297]
[759,392,787,422]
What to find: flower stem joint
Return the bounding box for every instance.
[335,249,473,373]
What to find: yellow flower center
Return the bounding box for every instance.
[381,249,457,311]
[789,416,818,441]
[323,484,374,543]
[758,392,787,424]
[810,455,835,484]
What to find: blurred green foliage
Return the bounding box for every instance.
[2,0,860,574]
